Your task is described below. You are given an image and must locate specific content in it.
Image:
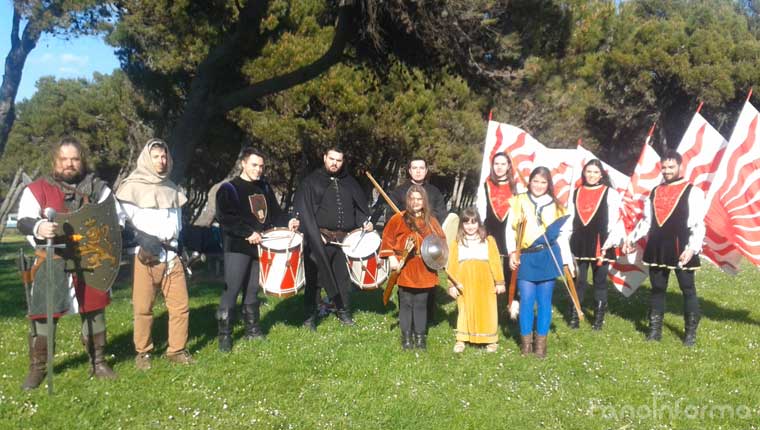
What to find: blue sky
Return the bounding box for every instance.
[0,1,120,102]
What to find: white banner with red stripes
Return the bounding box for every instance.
[606,131,661,296]
[705,101,760,266]
[676,111,741,274]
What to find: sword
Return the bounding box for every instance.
[36,208,66,395]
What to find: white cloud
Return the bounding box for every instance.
[31,53,55,64]
[58,67,80,75]
[59,53,89,67]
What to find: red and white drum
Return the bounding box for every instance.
[258,228,305,297]
[342,229,389,290]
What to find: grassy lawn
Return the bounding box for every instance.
[0,234,759,429]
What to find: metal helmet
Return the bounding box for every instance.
[421,234,448,271]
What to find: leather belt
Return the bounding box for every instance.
[320,228,348,243]
[521,242,556,254]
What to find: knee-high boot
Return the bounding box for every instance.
[646,311,664,341]
[591,301,607,331]
[21,335,48,390]
[217,309,233,352]
[683,312,700,347]
[242,304,265,340]
[82,331,117,379]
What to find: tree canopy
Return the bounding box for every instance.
[4,0,760,212]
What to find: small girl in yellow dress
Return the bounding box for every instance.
[447,207,506,352]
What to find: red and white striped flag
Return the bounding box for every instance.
[608,125,662,296]
[704,99,760,267]
[477,121,583,209]
[676,110,741,274]
[535,148,577,207]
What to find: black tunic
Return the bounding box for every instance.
[643,182,700,270]
[570,186,617,262]
[216,176,286,256]
[483,180,513,255]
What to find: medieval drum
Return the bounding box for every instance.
[258,228,305,297]
[342,229,389,290]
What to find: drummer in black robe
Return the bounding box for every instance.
[625,150,705,347]
[215,148,299,352]
[294,147,372,331]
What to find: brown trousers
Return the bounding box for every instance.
[132,256,189,355]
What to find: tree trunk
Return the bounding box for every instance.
[169,4,355,183]
[0,167,36,240]
[451,172,462,212]
[0,7,43,156]
[453,172,466,211]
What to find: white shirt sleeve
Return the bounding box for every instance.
[17,188,46,242]
[558,206,573,265]
[627,196,652,245]
[603,187,626,248]
[505,208,517,254]
[120,201,182,262]
[687,187,706,253]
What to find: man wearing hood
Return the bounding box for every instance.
[294,147,372,330]
[116,138,193,369]
[17,136,118,389]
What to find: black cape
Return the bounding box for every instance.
[293,167,369,296]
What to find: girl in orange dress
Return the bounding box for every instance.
[447,207,505,353]
[380,185,445,350]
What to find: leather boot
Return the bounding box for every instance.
[336,309,355,326]
[591,301,607,331]
[82,332,117,379]
[21,335,47,390]
[217,309,233,352]
[303,311,317,332]
[401,331,413,350]
[646,311,664,341]
[568,304,580,329]
[242,305,265,340]
[683,312,700,347]
[533,334,547,359]
[520,333,534,356]
[414,333,427,350]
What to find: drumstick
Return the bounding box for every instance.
[327,241,351,247]
[351,216,372,252]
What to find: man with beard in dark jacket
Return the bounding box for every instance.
[294,147,372,331]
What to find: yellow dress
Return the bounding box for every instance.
[447,236,505,344]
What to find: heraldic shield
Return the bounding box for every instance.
[54,193,122,292]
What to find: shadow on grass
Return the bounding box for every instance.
[259,285,404,332]
[552,279,760,341]
[51,300,218,374]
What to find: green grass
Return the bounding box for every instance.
[1,236,759,429]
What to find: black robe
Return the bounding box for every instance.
[293,167,370,296]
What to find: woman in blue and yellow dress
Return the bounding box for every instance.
[506,167,573,358]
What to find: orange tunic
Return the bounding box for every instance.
[380,212,444,289]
